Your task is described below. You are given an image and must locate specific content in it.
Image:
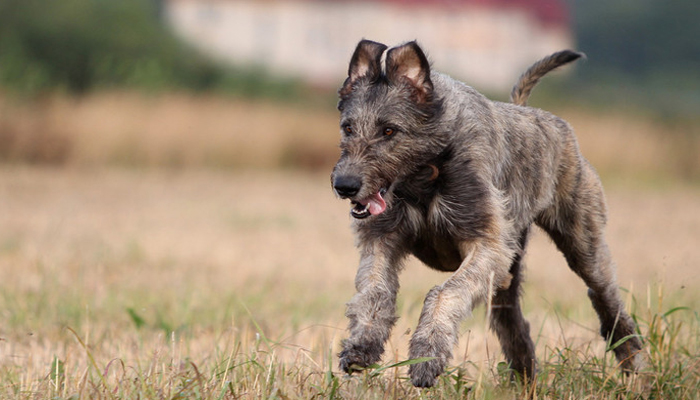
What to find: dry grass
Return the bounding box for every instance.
[1,91,698,181]
[0,167,698,398]
[0,92,340,169]
[0,90,698,398]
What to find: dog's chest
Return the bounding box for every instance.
[394,164,491,271]
[410,229,463,272]
[395,191,463,272]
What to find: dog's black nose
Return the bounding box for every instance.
[333,175,362,198]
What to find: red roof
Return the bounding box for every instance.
[336,0,570,27]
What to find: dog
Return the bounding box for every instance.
[331,40,642,388]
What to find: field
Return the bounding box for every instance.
[0,95,699,398]
[1,92,698,179]
[0,166,698,399]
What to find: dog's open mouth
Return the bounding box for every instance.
[350,188,387,219]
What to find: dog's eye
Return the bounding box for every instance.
[383,127,395,136]
[342,124,353,135]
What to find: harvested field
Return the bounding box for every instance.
[1,92,698,180]
[0,167,697,398]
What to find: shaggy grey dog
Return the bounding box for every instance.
[331,40,642,387]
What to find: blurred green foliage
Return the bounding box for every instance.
[0,0,213,92]
[572,0,700,118]
[0,0,300,98]
[0,0,697,115]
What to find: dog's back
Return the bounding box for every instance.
[427,65,582,232]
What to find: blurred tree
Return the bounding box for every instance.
[574,0,700,76]
[0,0,221,93]
[571,0,700,114]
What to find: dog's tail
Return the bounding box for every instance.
[510,50,585,106]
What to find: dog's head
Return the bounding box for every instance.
[331,40,445,219]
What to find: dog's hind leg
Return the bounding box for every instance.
[537,164,642,372]
[489,227,537,381]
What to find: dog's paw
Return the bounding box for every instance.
[409,358,445,388]
[338,340,383,374]
[617,336,645,375]
[609,323,644,374]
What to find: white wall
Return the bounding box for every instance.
[166,0,572,92]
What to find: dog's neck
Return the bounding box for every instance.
[425,144,454,179]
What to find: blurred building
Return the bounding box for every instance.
[165,0,572,92]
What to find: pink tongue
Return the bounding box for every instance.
[362,191,386,215]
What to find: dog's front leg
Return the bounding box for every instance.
[409,240,512,387]
[339,238,403,374]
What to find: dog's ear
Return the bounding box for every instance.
[339,40,387,98]
[385,41,433,103]
[348,39,387,82]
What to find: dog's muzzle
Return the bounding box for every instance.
[333,175,362,198]
[333,175,387,219]
[350,188,387,219]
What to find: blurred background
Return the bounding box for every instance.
[0,0,698,179]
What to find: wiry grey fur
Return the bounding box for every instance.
[331,40,642,388]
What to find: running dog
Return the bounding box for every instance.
[331,40,642,387]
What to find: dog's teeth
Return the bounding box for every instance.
[350,201,372,219]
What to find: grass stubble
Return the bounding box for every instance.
[0,167,697,399]
[0,91,698,180]
[0,90,698,399]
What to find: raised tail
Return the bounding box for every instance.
[510,50,585,106]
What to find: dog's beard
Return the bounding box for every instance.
[350,188,387,219]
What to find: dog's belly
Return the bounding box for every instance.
[411,234,462,272]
